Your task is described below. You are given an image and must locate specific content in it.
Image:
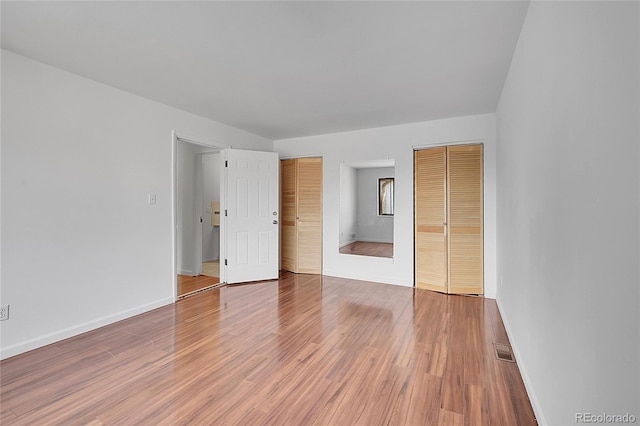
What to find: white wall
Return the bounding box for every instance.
[356,167,394,243]
[495,2,639,424]
[339,164,357,247]
[202,153,220,261]
[0,50,272,359]
[275,113,497,294]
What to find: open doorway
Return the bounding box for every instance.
[199,152,221,279]
[173,132,227,298]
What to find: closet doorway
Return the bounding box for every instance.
[414,144,483,295]
[281,157,323,274]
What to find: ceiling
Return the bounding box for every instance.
[1,1,529,140]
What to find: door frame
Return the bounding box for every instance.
[172,130,229,301]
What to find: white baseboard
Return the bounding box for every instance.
[0,297,174,360]
[495,298,546,426]
[178,269,193,276]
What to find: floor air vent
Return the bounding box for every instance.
[178,283,224,300]
[494,343,515,362]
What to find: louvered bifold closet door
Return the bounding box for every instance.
[447,145,483,294]
[296,158,323,274]
[281,159,298,272]
[415,147,448,292]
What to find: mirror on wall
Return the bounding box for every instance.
[339,159,395,258]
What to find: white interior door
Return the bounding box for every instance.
[223,149,279,284]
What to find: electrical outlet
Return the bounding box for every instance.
[0,305,9,321]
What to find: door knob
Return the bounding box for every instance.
[273,220,278,224]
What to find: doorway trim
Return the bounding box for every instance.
[172,130,229,301]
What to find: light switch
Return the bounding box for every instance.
[148,193,157,205]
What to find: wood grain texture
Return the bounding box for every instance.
[177,274,220,297]
[415,145,484,295]
[339,241,393,258]
[296,157,323,274]
[280,157,323,274]
[415,147,448,292]
[280,159,298,272]
[447,144,483,295]
[0,273,536,425]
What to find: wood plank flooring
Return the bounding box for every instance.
[177,274,220,297]
[339,241,394,258]
[0,273,536,425]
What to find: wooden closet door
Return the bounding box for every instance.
[281,159,298,272]
[415,147,448,292]
[296,158,323,274]
[447,145,483,294]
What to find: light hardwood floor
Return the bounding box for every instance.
[340,241,394,258]
[177,261,221,297]
[177,274,220,298]
[0,273,536,425]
